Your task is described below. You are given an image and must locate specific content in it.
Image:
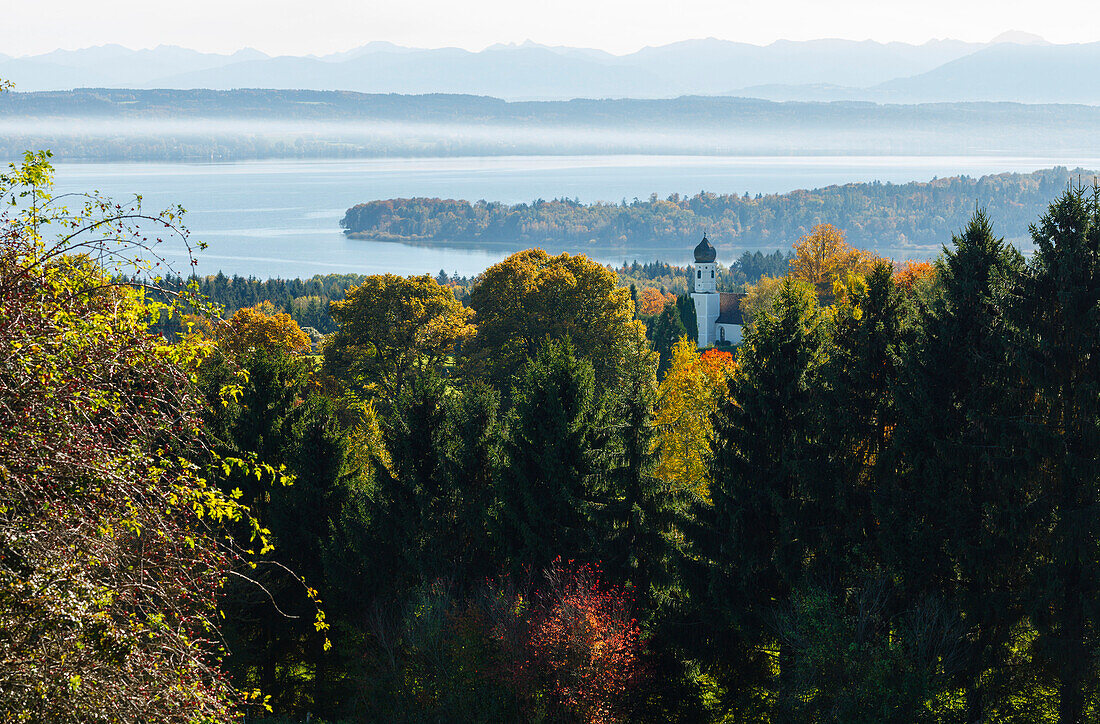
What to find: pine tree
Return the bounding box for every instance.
[496,340,601,579]
[890,210,1030,720]
[683,277,827,712]
[1013,187,1100,724]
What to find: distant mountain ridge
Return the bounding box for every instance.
[2,34,1096,103]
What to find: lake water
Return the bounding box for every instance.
[48,155,1100,279]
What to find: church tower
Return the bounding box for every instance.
[691,234,720,346]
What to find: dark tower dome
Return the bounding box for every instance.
[693,234,717,263]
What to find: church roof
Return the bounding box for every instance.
[693,234,717,263]
[716,292,745,325]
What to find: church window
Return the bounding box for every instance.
[720,326,726,341]
[697,270,701,279]
[710,270,714,279]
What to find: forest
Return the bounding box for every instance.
[141,250,792,339]
[342,167,1093,253]
[5,90,1100,161]
[7,140,1100,724]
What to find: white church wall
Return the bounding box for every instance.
[692,292,720,347]
[716,323,743,346]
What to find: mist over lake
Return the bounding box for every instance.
[49,154,1100,279]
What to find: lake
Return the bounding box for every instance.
[48,155,1100,279]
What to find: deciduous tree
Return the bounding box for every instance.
[0,151,253,722]
[463,250,647,388]
[789,223,875,302]
[325,273,473,404]
[220,301,312,357]
[652,338,735,501]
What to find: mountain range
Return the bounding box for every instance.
[2,33,1099,103]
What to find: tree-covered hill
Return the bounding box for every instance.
[5,90,1100,161]
[342,167,1095,252]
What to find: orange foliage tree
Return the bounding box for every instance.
[893,259,936,293]
[636,287,676,317]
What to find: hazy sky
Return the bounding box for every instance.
[3,0,1098,56]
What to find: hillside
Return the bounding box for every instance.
[5,90,1100,161]
[342,167,1096,253]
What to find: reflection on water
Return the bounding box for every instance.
[48,155,1100,279]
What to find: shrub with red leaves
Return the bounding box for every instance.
[524,558,646,724]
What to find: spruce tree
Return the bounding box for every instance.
[497,339,601,579]
[684,278,827,711]
[890,210,1029,721]
[676,294,698,343]
[439,381,505,582]
[1013,187,1100,724]
[817,262,906,585]
[375,371,453,585]
[592,342,676,599]
[272,393,352,711]
[647,301,689,380]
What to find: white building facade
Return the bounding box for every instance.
[690,235,745,348]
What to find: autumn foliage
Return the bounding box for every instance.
[653,337,736,500]
[0,154,251,721]
[636,286,676,316]
[893,259,936,292]
[222,301,312,356]
[524,559,645,723]
[789,223,877,301]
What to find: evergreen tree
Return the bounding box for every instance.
[647,301,688,379]
[683,278,827,713]
[890,210,1030,721]
[373,371,455,586]
[438,381,505,582]
[269,393,352,711]
[1013,187,1100,724]
[200,348,342,713]
[676,293,698,343]
[592,342,674,598]
[817,262,906,585]
[497,340,602,579]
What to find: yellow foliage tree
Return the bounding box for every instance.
[463,249,647,387]
[652,337,737,501]
[220,302,312,357]
[739,275,784,328]
[789,224,876,302]
[325,274,474,402]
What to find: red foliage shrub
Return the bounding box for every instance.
[524,558,646,724]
